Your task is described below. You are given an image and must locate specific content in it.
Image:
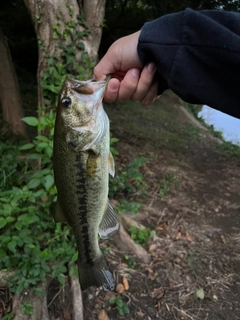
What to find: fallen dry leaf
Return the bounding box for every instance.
[152,287,164,299]
[175,232,182,240]
[157,301,162,310]
[122,276,129,290]
[98,309,110,320]
[163,222,169,231]
[186,233,193,242]
[148,243,157,252]
[136,311,144,317]
[221,235,227,244]
[116,283,125,293]
[156,226,164,231]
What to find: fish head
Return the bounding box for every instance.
[58,76,109,128]
[57,76,110,150]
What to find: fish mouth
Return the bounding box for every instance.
[65,76,110,95]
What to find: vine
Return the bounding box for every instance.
[40,6,94,109]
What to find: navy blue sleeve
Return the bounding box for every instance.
[137,8,240,119]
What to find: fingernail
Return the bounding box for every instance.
[147,63,156,72]
[131,68,139,77]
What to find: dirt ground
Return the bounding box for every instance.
[46,91,240,320]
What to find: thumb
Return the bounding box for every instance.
[94,53,116,81]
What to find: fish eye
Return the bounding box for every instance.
[61,97,71,108]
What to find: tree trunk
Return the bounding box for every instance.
[23,0,106,110]
[0,28,26,137]
[83,0,106,60]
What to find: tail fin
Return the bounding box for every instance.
[78,254,115,291]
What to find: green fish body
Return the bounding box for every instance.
[53,77,118,291]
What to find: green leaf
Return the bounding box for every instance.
[28,178,41,189]
[196,288,205,300]
[213,294,218,301]
[0,217,7,229]
[18,214,29,222]
[8,241,17,253]
[109,297,116,304]
[76,42,85,50]
[44,175,54,189]
[36,135,49,142]
[53,31,59,39]
[19,143,35,151]
[19,228,31,238]
[22,117,39,126]
[45,146,53,158]
[6,216,15,223]
[57,274,65,285]
[119,309,124,316]
[34,288,47,296]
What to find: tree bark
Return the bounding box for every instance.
[23,0,106,110]
[0,28,26,137]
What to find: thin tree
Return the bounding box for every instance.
[0,27,26,137]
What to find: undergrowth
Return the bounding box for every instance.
[0,115,77,294]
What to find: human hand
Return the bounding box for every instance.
[94,31,159,105]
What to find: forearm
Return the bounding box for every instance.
[138,8,240,118]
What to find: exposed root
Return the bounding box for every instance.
[69,272,84,320]
[111,223,150,264]
[12,277,51,320]
[119,213,161,241]
[119,214,146,231]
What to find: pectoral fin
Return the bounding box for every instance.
[52,200,67,224]
[99,202,119,239]
[108,152,115,177]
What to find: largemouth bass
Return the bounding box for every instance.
[53,76,119,291]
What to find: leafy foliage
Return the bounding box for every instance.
[159,172,180,199]
[124,255,137,269]
[109,295,130,315]
[128,226,155,247]
[20,302,33,315]
[0,116,77,294]
[109,156,147,199]
[115,199,141,214]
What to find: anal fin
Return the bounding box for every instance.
[98,201,119,239]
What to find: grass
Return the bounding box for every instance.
[159,172,180,199]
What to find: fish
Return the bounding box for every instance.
[53,76,119,291]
